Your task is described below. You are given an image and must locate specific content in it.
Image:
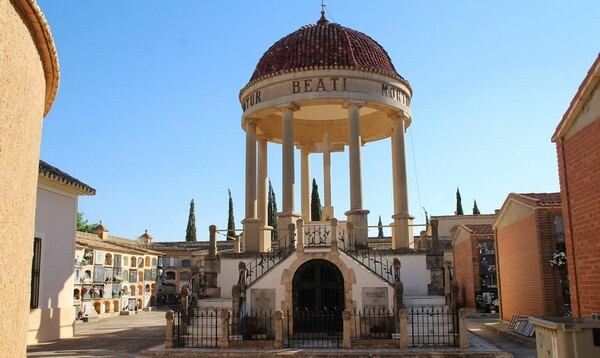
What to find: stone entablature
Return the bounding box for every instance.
[240,70,411,145]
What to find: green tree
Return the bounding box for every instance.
[227,189,236,240]
[185,199,197,242]
[377,215,384,239]
[456,188,464,215]
[268,179,278,241]
[76,212,97,233]
[473,200,481,215]
[310,178,322,221]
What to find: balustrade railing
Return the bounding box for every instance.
[244,232,295,287]
[341,246,394,284]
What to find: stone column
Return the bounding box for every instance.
[390,112,412,249]
[344,101,369,246]
[274,310,284,349]
[342,310,352,349]
[209,225,217,257]
[300,146,311,222]
[219,309,230,348]
[165,310,175,348]
[322,131,334,220]
[278,104,301,237]
[257,138,272,249]
[242,119,263,252]
[399,308,408,348]
[257,139,269,226]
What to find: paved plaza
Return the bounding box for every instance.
[27,311,165,358]
[27,313,537,357]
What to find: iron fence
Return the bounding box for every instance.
[173,308,219,348]
[245,233,294,287]
[304,224,331,247]
[229,310,274,341]
[408,305,458,347]
[341,247,394,284]
[351,309,397,340]
[285,309,342,348]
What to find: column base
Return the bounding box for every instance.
[277,212,301,248]
[345,209,370,247]
[242,218,270,253]
[391,214,413,249]
[322,206,334,221]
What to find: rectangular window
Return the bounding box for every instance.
[114,254,122,268]
[593,328,600,347]
[93,265,104,282]
[129,270,137,283]
[144,269,151,281]
[30,237,42,309]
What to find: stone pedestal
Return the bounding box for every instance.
[243,218,269,252]
[345,209,369,247]
[277,212,301,245]
[391,214,412,249]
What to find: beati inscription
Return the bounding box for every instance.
[292,77,347,93]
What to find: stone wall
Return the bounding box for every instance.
[0,1,58,355]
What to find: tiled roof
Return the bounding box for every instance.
[39,160,95,195]
[249,15,405,84]
[520,193,562,207]
[76,231,163,255]
[464,224,494,235]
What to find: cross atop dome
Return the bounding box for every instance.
[318,0,329,25]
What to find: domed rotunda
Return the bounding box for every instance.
[239,12,413,252]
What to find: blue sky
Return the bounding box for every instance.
[38,1,599,241]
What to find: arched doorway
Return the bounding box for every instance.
[292,259,344,333]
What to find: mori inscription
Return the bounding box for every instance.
[251,288,276,313]
[362,287,389,312]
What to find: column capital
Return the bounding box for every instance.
[342,100,365,109]
[277,102,299,112]
[389,110,411,125]
[244,117,259,128]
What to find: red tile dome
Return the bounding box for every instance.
[249,14,405,84]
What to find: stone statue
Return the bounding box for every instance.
[392,258,404,309]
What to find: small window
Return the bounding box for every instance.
[152,257,158,267]
[85,270,92,280]
[74,288,80,300]
[122,269,128,281]
[130,256,136,267]
[145,256,150,267]
[105,253,113,266]
[138,257,144,268]
[30,238,42,309]
[123,256,129,267]
[181,259,192,268]
[166,271,176,280]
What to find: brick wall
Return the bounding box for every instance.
[496,213,565,321]
[557,115,600,317]
[453,238,476,308]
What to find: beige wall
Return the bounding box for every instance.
[0,1,52,356]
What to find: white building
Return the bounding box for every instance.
[28,161,95,344]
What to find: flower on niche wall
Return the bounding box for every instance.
[550,251,567,267]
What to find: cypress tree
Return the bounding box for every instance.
[268,179,278,241]
[227,189,236,240]
[310,178,322,221]
[456,188,464,216]
[473,200,481,215]
[185,199,197,242]
[377,215,384,239]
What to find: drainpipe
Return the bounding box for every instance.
[559,138,581,316]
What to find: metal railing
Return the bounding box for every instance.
[340,246,394,284]
[285,309,342,348]
[244,232,295,287]
[174,308,219,348]
[351,309,397,340]
[303,223,331,247]
[229,310,274,341]
[408,305,458,347]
